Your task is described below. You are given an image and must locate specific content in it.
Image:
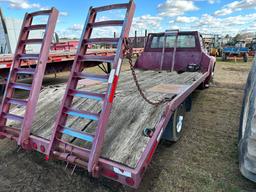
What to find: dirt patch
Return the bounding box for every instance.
[223,66,249,73]
[213,81,245,90]
[1,60,256,192]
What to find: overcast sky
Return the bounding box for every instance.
[0,0,256,38]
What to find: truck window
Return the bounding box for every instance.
[150,34,196,48]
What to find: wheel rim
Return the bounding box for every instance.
[176,115,184,133]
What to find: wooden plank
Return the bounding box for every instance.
[148,84,190,94]
[7,70,203,168]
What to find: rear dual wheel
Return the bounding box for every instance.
[243,53,248,63]
[0,84,5,95]
[222,53,227,61]
[162,103,186,142]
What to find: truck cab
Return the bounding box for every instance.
[135,31,216,87]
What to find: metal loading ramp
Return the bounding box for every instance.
[0,8,59,146]
[7,69,203,168]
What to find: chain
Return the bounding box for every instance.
[124,38,171,106]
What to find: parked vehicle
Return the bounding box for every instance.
[247,38,256,57]
[239,56,256,182]
[222,41,249,62]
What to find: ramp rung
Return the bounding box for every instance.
[85,38,119,45]
[90,20,124,28]
[28,9,52,17]
[24,24,47,31]
[65,108,99,121]
[15,68,35,75]
[2,113,24,122]
[74,72,109,82]
[6,98,28,106]
[18,54,39,60]
[69,89,105,101]
[21,39,44,45]
[10,82,32,91]
[92,3,129,12]
[59,127,94,142]
[79,55,115,63]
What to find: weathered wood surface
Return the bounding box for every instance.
[8,69,203,168]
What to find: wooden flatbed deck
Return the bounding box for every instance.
[8,69,203,168]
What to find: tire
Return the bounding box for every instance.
[198,81,209,90]
[0,84,5,95]
[185,95,192,112]
[211,63,216,82]
[162,103,186,142]
[222,53,227,61]
[243,53,248,63]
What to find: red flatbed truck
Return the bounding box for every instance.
[0,1,215,188]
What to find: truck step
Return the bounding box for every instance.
[59,127,94,142]
[69,89,105,101]
[74,72,109,82]
[64,107,100,121]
